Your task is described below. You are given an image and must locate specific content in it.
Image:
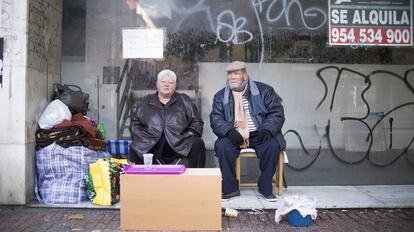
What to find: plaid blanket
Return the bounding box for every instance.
[35,126,88,149]
[35,143,111,204]
[36,125,107,151]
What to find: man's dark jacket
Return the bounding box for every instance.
[130,92,203,158]
[210,81,286,150]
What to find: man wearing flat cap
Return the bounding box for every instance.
[129,69,206,168]
[210,61,285,201]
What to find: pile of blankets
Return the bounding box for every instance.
[35,99,112,204]
[35,113,106,151]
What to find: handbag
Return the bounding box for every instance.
[53,83,89,115]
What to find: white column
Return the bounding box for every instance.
[0,0,62,205]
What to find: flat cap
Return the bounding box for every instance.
[226,61,246,72]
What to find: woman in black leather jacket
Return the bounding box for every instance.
[129,69,205,168]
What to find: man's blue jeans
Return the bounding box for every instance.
[214,133,280,196]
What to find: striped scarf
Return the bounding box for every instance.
[223,78,268,124]
[232,84,249,148]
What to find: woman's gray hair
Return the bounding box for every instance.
[157,69,177,83]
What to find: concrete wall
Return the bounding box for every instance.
[0,0,29,205]
[26,0,62,203]
[0,0,62,205]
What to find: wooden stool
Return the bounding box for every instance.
[235,148,284,195]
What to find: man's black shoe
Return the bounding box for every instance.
[221,190,241,202]
[258,192,277,202]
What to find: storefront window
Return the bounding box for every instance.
[61,0,414,183]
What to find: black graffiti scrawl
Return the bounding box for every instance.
[0,38,3,88]
[285,66,414,169]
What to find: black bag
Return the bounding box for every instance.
[53,83,89,115]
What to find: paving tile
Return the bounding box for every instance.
[354,185,414,208]
[283,186,386,208]
[221,188,264,210]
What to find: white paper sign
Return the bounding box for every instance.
[122,28,164,59]
[122,29,164,59]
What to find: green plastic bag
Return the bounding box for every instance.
[97,122,106,140]
[84,158,128,205]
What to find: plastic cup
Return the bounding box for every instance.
[143,153,153,170]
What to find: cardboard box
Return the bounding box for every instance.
[120,168,222,231]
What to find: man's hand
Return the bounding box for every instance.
[187,128,200,137]
[226,129,244,146]
[257,129,272,143]
[126,0,138,10]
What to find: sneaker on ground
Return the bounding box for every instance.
[221,190,241,202]
[258,192,277,202]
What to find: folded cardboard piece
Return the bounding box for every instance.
[120,168,222,231]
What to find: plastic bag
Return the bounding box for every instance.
[38,99,72,129]
[84,158,128,205]
[53,83,89,115]
[97,122,106,140]
[35,143,111,204]
[275,195,317,223]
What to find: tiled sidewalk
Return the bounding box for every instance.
[0,207,413,231]
[15,185,414,231]
[29,185,414,210]
[223,185,414,209]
